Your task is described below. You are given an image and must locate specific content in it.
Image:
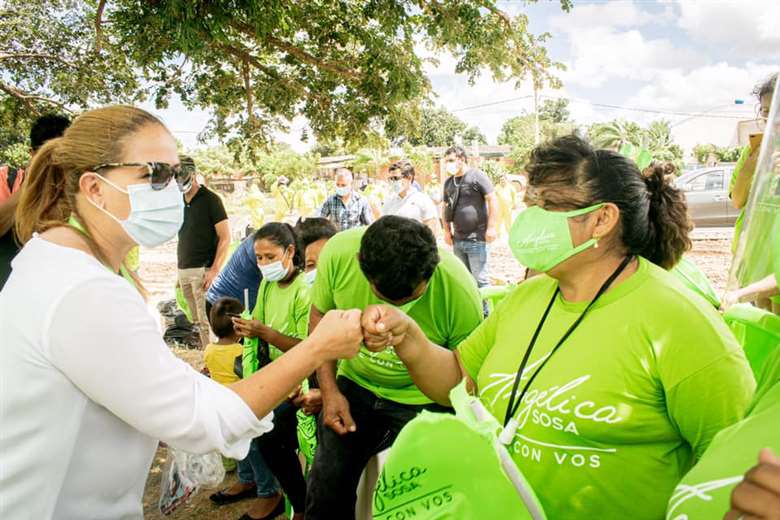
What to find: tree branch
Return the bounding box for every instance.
[0,81,73,114]
[0,52,77,68]
[95,0,107,52]
[232,22,361,81]
[242,59,256,128]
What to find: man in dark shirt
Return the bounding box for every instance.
[177,156,231,348]
[0,114,71,291]
[441,145,498,292]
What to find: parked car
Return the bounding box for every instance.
[675,165,738,227]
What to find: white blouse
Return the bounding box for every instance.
[0,237,273,519]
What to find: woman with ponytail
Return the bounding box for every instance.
[223,222,312,519]
[357,135,756,518]
[0,106,362,519]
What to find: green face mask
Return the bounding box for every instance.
[509,203,604,272]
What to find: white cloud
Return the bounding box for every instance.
[549,1,651,32]
[677,0,780,59]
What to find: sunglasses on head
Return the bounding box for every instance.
[90,162,193,192]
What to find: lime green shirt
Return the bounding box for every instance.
[311,227,483,404]
[667,347,780,519]
[458,257,755,520]
[248,273,310,365]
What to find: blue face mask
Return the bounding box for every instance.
[335,186,351,197]
[89,173,184,248]
[258,251,290,283]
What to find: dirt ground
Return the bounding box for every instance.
[138,228,734,519]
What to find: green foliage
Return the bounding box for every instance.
[351,148,391,176]
[538,98,571,123]
[481,160,508,184]
[106,0,564,147]
[498,113,574,171]
[254,146,319,186]
[392,106,486,147]
[588,119,683,170]
[402,144,435,181]
[692,143,741,164]
[0,142,31,167]
[0,1,144,121]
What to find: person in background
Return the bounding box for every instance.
[296,216,338,286]
[272,176,295,222]
[305,216,483,520]
[495,174,519,239]
[319,168,373,231]
[730,73,776,255]
[441,145,498,291]
[0,114,71,290]
[0,105,363,519]
[382,160,438,235]
[177,155,231,348]
[207,297,282,514]
[230,223,312,519]
[206,234,263,320]
[363,135,755,519]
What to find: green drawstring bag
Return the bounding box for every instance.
[296,379,318,467]
[373,380,546,520]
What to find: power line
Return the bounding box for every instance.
[451,93,754,120]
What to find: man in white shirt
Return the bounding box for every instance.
[381,160,439,235]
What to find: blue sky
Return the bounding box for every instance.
[143,0,779,156]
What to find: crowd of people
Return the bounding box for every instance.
[0,72,778,520]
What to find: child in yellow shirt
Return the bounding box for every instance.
[204,297,244,386]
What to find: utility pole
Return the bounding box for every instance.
[533,74,541,145]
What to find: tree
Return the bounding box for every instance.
[351,148,391,177]
[587,119,644,150]
[0,1,144,125]
[497,113,574,171]
[112,0,566,147]
[538,98,570,123]
[394,106,486,147]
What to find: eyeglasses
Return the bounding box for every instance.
[388,176,403,182]
[90,162,193,192]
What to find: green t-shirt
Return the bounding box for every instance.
[311,227,483,404]
[667,347,780,519]
[252,273,310,361]
[458,257,756,520]
[671,256,720,308]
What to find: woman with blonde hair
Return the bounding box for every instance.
[0,105,362,519]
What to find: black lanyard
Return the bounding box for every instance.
[502,255,634,428]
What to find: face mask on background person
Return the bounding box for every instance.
[335,186,351,197]
[389,180,403,195]
[258,251,290,283]
[304,269,317,286]
[446,162,459,175]
[88,174,184,248]
[509,203,604,272]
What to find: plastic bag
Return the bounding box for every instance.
[373,380,546,520]
[728,78,780,292]
[158,448,226,515]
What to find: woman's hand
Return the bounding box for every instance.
[724,448,780,520]
[310,309,363,361]
[231,317,270,340]
[361,304,414,353]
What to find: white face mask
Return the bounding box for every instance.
[446,162,459,175]
[389,180,403,195]
[258,251,290,283]
[335,186,351,197]
[88,173,184,248]
[304,269,317,285]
